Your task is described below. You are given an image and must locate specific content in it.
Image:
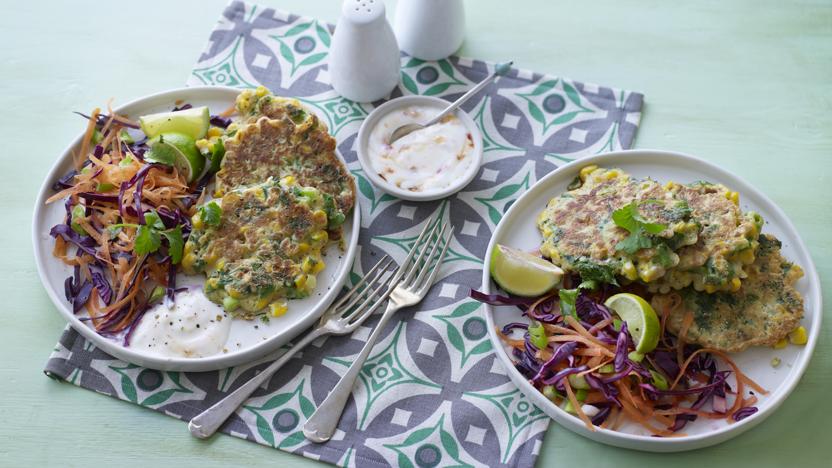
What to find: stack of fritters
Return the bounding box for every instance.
[537,165,804,351]
[184,88,355,318]
[652,234,804,352]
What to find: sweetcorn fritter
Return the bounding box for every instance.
[652,234,804,352]
[647,181,763,294]
[537,166,699,285]
[183,177,329,319]
[216,88,355,237]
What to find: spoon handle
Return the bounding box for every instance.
[424,61,512,126]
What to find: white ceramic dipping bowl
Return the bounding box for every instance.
[356,95,483,202]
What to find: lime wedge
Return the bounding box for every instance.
[489,244,563,297]
[145,132,205,183]
[140,106,210,140]
[604,293,660,353]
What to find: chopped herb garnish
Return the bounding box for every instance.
[198,201,222,226]
[574,260,619,286]
[612,201,667,254]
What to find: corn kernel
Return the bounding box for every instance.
[579,165,598,181]
[773,338,788,349]
[302,257,315,273]
[295,274,307,289]
[270,300,288,317]
[297,243,310,254]
[207,127,223,138]
[622,261,638,281]
[193,216,204,230]
[664,181,677,190]
[228,288,242,299]
[195,139,211,152]
[207,278,220,289]
[602,169,619,181]
[736,249,755,264]
[704,284,717,294]
[255,86,269,97]
[789,326,808,345]
[731,278,742,291]
[312,210,328,226]
[305,274,317,291]
[216,259,226,270]
[312,260,326,274]
[311,231,328,244]
[255,296,271,310]
[280,175,296,186]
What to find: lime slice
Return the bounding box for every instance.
[489,244,563,297]
[145,132,205,183]
[604,293,660,353]
[139,106,210,140]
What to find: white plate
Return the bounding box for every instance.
[481,149,821,452]
[32,86,359,372]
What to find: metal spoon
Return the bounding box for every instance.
[388,61,513,144]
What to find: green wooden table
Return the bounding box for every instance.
[2,0,829,465]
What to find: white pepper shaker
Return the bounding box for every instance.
[394,0,465,61]
[329,0,401,102]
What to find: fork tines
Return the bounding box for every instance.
[327,255,396,320]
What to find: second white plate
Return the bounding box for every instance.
[481,149,821,452]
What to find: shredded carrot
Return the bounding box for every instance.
[563,380,594,431]
[75,107,100,170]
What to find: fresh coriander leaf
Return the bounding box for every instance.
[641,221,667,235]
[655,243,675,268]
[611,201,640,233]
[578,279,598,290]
[574,260,619,286]
[162,226,184,264]
[559,288,579,318]
[616,230,653,254]
[198,201,222,226]
[612,201,667,253]
[134,225,161,255]
[144,210,165,230]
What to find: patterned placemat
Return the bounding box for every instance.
[44,1,644,466]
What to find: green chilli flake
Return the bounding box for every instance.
[528,321,548,349]
[559,288,579,318]
[70,204,87,236]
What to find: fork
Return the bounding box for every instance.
[303,218,453,443]
[188,254,399,439]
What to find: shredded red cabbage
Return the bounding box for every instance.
[732,406,758,421]
[210,115,232,128]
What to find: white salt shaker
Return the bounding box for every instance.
[394,0,465,61]
[329,0,401,102]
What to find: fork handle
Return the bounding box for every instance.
[188,327,326,439]
[302,302,399,443]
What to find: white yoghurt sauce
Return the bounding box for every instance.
[368,105,475,192]
[130,289,232,358]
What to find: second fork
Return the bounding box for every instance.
[303,218,452,443]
